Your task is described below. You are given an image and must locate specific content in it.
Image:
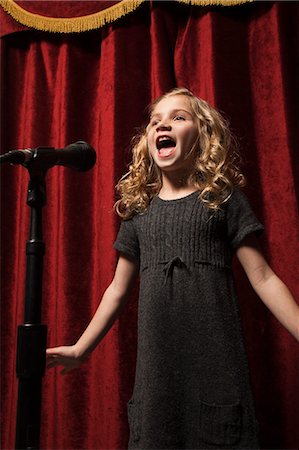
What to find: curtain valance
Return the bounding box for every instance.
[0,0,254,35]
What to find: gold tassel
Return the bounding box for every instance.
[0,0,255,34]
[0,0,145,33]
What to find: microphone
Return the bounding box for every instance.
[0,141,96,172]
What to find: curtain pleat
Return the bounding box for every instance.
[1,2,298,449]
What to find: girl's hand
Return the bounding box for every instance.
[46,345,86,374]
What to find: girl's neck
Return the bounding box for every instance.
[159,172,197,200]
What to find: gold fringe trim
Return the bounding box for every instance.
[0,0,144,33]
[0,0,256,34]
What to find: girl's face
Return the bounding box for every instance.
[147,95,199,174]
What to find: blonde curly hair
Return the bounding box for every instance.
[115,87,245,219]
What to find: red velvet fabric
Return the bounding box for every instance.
[1,2,298,449]
[10,0,121,17]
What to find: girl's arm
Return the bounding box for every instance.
[236,234,299,342]
[46,254,139,374]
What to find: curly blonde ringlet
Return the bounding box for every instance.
[115,87,245,219]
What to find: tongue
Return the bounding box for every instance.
[159,146,175,157]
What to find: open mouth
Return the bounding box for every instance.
[156,136,176,158]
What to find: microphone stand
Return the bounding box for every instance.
[2,142,96,449]
[15,166,48,450]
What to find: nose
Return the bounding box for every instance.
[156,120,171,131]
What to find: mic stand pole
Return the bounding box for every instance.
[15,168,48,450]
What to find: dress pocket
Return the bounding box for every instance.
[199,399,242,446]
[127,398,141,443]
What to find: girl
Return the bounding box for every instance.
[47,88,299,449]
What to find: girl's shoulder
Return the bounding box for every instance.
[225,187,264,249]
[225,186,257,212]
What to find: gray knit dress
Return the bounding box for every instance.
[114,188,264,449]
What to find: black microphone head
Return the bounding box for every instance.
[61,141,97,172]
[0,149,32,165]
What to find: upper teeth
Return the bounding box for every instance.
[156,136,175,150]
[157,136,174,144]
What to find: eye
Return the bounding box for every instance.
[174,115,185,121]
[149,119,160,127]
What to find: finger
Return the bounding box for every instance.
[46,355,59,365]
[46,347,62,355]
[46,360,60,369]
[61,367,74,375]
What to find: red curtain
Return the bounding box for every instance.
[1,2,298,449]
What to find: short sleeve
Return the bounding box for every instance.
[113,218,140,260]
[226,188,264,250]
